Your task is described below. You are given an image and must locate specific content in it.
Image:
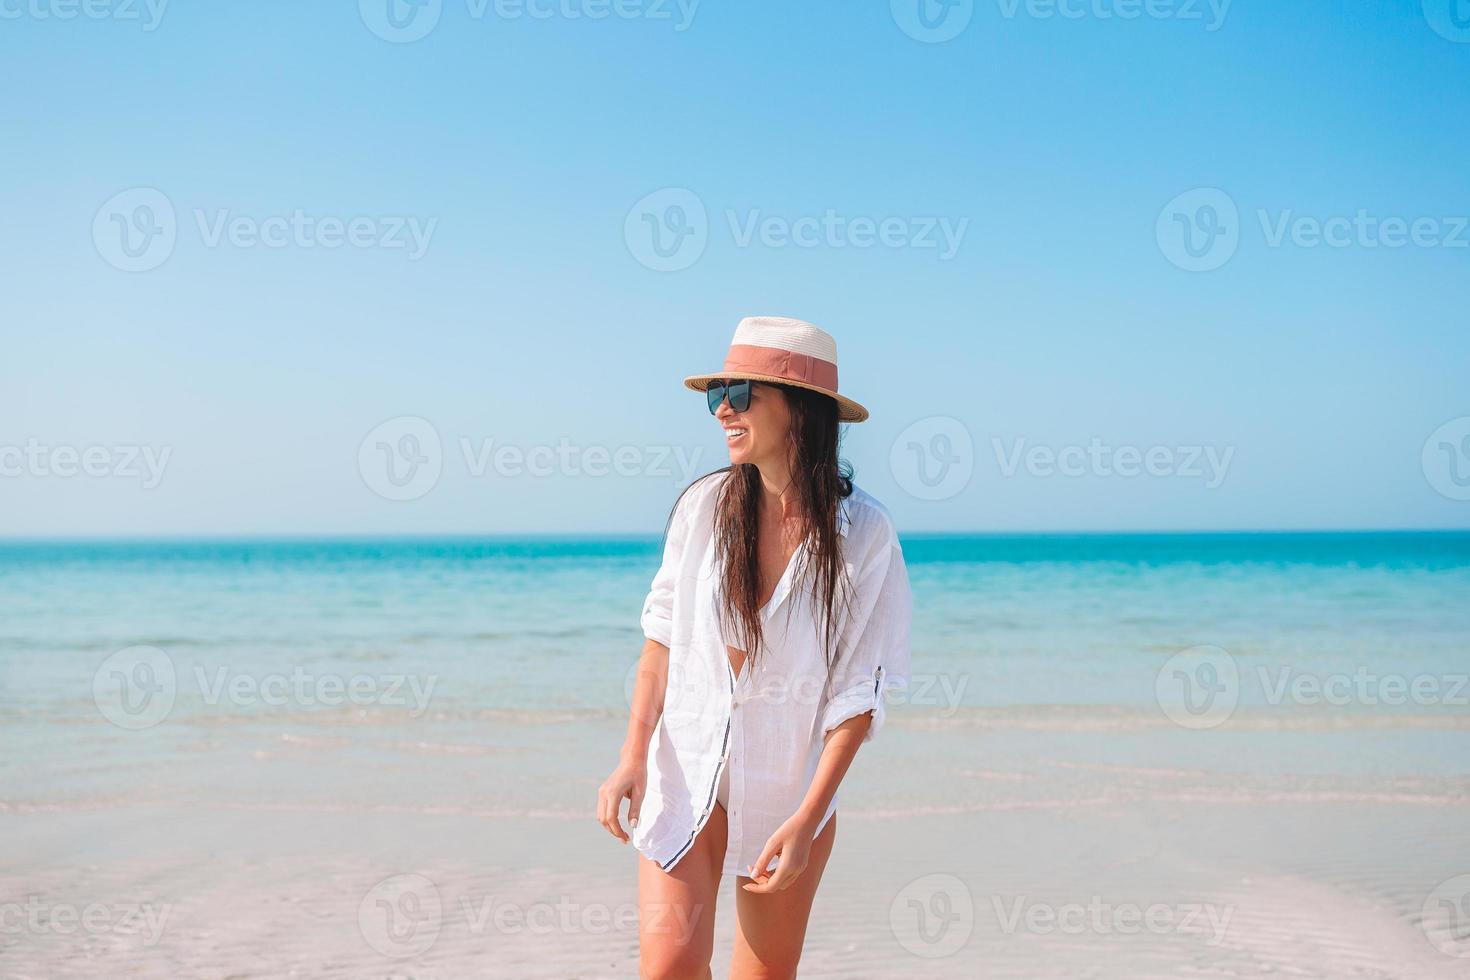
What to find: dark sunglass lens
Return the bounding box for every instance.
[728,380,752,412]
[706,383,726,415]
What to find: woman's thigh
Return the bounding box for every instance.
[637,803,728,980]
[729,813,837,980]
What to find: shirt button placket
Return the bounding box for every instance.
[728,688,742,861]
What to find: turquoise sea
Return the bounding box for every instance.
[4,532,1469,977]
[2,531,1467,734]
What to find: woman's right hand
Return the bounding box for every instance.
[597,757,647,845]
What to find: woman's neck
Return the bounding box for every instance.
[753,462,802,523]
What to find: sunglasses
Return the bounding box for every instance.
[705,379,753,415]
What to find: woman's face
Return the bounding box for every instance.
[713,381,791,467]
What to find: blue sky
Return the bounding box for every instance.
[2,0,1468,534]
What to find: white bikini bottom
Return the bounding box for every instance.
[716,753,731,810]
[716,695,739,810]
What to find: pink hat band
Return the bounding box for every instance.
[722,344,839,391]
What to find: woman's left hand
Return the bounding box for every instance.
[741,812,818,893]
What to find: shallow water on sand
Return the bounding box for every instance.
[2,533,1468,976]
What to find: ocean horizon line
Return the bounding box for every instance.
[3,528,1469,544]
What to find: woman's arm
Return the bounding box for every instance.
[599,636,670,844]
[745,513,911,891]
[740,710,870,891]
[622,636,671,764]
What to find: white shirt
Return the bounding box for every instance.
[631,471,912,876]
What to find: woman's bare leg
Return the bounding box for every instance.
[728,813,837,980]
[638,802,729,980]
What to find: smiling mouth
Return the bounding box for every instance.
[725,428,748,442]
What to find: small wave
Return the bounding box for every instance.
[901,705,1470,733]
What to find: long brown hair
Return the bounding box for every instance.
[662,383,855,670]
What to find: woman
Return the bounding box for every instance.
[597,316,913,979]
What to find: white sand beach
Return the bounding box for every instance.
[4,704,1469,978]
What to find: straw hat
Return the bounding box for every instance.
[683,316,869,423]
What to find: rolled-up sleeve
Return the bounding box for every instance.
[819,525,912,744]
[639,489,694,648]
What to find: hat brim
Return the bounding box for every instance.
[684,372,869,423]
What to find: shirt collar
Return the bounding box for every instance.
[837,493,853,537]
